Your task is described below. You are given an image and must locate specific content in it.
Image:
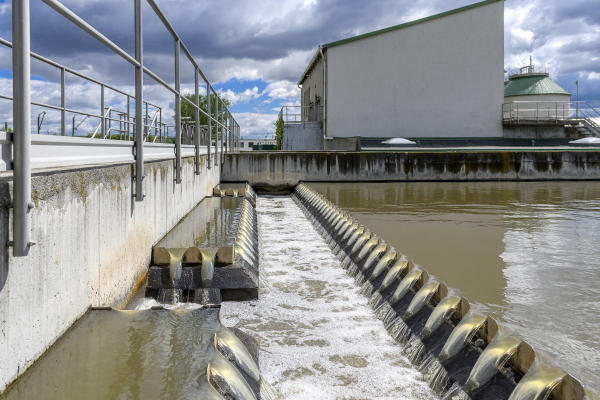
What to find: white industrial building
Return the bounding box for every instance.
[290,0,505,149]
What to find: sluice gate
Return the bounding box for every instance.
[293,183,597,400]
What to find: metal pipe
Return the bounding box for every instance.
[12,0,33,256]
[40,0,140,67]
[127,94,130,141]
[206,83,211,169]
[60,67,65,135]
[215,94,219,166]
[134,0,144,201]
[100,84,105,138]
[220,100,224,162]
[174,39,181,184]
[194,67,200,175]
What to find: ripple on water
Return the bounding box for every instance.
[220,196,438,400]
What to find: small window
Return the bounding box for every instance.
[240,142,244,148]
[248,142,254,147]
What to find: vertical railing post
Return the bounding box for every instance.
[126,94,130,141]
[60,67,66,136]
[174,39,182,184]
[12,0,33,256]
[134,0,144,201]
[220,100,224,163]
[194,67,200,175]
[215,94,219,166]
[206,83,211,169]
[100,84,105,138]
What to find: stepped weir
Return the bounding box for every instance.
[293,182,597,400]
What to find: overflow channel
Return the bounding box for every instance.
[292,183,598,400]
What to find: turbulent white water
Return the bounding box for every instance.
[220,196,437,400]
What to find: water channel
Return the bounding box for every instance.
[220,196,438,400]
[308,181,600,393]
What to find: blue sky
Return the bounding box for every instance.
[0,0,599,137]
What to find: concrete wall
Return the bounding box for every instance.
[0,155,220,392]
[283,122,324,150]
[504,94,572,119]
[326,1,504,139]
[222,151,600,187]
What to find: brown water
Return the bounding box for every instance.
[309,181,600,393]
[2,309,227,399]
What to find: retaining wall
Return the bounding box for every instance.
[222,151,600,188]
[0,155,220,392]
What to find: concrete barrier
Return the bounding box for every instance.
[0,155,219,392]
[222,151,600,189]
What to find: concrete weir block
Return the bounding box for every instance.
[225,188,235,197]
[152,247,171,265]
[217,246,235,264]
[184,247,202,264]
[213,188,221,197]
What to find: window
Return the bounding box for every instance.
[248,142,254,147]
[240,142,244,148]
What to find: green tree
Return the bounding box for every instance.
[179,93,231,138]
[274,115,284,150]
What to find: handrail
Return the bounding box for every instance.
[5,0,241,256]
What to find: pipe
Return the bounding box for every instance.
[207,83,212,169]
[12,0,34,256]
[319,45,327,138]
[194,67,200,175]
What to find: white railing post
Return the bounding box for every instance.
[194,67,200,175]
[11,0,34,256]
[174,38,182,184]
[134,0,144,201]
[206,83,211,169]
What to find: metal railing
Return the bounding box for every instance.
[5,0,242,256]
[278,105,324,124]
[502,101,600,126]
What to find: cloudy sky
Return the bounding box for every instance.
[0,0,598,138]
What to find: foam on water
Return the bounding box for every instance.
[220,196,437,400]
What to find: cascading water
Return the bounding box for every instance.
[421,296,463,338]
[404,281,441,320]
[507,364,565,400]
[462,336,522,393]
[439,314,487,362]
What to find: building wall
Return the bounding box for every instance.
[0,155,220,392]
[300,56,324,121]
[326,1,504,139]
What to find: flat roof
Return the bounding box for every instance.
[298,0,504,85]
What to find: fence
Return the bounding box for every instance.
[278,105,324,124]
[5,0,241,256]
[502,101,600,125]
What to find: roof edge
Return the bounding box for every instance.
[298,48,322,86]
[323,0,504,49]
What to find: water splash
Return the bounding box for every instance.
[507,364,565,400]
[391,268,424,304]
[368,292,384,309]
[379,259,410,289]
[420,355,450,394]
[167,248,188,286]
[347,228,367,248]
[404,281,441,320]
[421,296,462,338]
[200,248,220,287]
[370,251,399,280]
[463,336,522,393]
[361,243,389,271]
[439,314,487,362]
[387,317,412,343]
[356,237,380,261]
[215,328,261,382]
[208,352,258,400]
[350,232,372,255]
[359,281,374,296]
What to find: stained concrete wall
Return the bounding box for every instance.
[326,1,504,139]
[222,151,600,188]
[283,122,324,150]
[0,155,220,392]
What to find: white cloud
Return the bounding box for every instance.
[218,86,260,105]
[263,80,300,101]
[233,112,279,139]
[589,72,600,80]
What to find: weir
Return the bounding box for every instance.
[292,182,596,400]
